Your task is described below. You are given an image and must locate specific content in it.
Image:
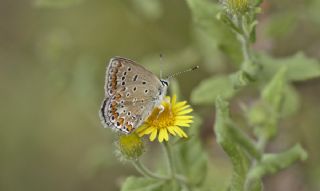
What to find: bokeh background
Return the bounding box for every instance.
[1,0,320,191]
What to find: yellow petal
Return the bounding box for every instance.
[144,126,155,135]
[175,119,193,125]
[177,108,193,115]
[167,126,177,135]
[158,135,163,142]
[149,128,158,141]
[174,121,191,127]
[176,116,193,120]
[174,101,187,109]
[174,105,190,113]
[173,126,188,138]
[171,126,183,137]
[163,128,169,141]
[158,128,168,142]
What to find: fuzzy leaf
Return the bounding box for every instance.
[215,97,250,191]
[259,52,320,82]
[281,84,300,117]
[251,67,287,139]
[227,122,262,160]
[261,66,287,112]
[248,144,308,180]
[191,76,236,105]
[121,177,166,191]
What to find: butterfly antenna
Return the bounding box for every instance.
[166,65,199,80]
[159,53,163,79]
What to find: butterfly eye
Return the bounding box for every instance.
[161,80,169,86]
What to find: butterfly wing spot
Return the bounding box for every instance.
[126,93,130,97]
[142,81,146,84]
[133,75,138,81]
[133,87,137,91]
[144,89,149,94]
[127,67,131,71]
[121,81,125,86]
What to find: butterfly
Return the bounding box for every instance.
[99,57,169,134]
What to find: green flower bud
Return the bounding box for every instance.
[222,0,250,15]
[117,133,144,160]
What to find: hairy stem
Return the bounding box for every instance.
[132,159,168,180]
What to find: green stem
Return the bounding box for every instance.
[163,141,191,190]
[132,159,168,180]
[163,141,176,178]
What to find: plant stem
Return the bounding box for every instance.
[162,141,191,190]
[132,159,168,180]
[163,141,176,178]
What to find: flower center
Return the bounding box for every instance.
[146,104,175,129]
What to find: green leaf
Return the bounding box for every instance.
[215,97,250,191]
[248,144,308,180]
[261,66,287,112]
[281,84,300,117]
[227,122,262,160]
[191,76,236,105]
[251,67,287,140]
[175,115,208,186]
[186,0,242,63]
[121,177,166,191]
[259,52,320,82]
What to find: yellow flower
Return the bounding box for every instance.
[136,95,193,142]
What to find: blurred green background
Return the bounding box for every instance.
[1,0,320,191]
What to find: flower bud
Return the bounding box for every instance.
[222,0,249,15]
[117,133,144,160]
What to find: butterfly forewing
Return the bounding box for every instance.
[100,57,164,134]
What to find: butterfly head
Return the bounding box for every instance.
[160,79,169,87]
